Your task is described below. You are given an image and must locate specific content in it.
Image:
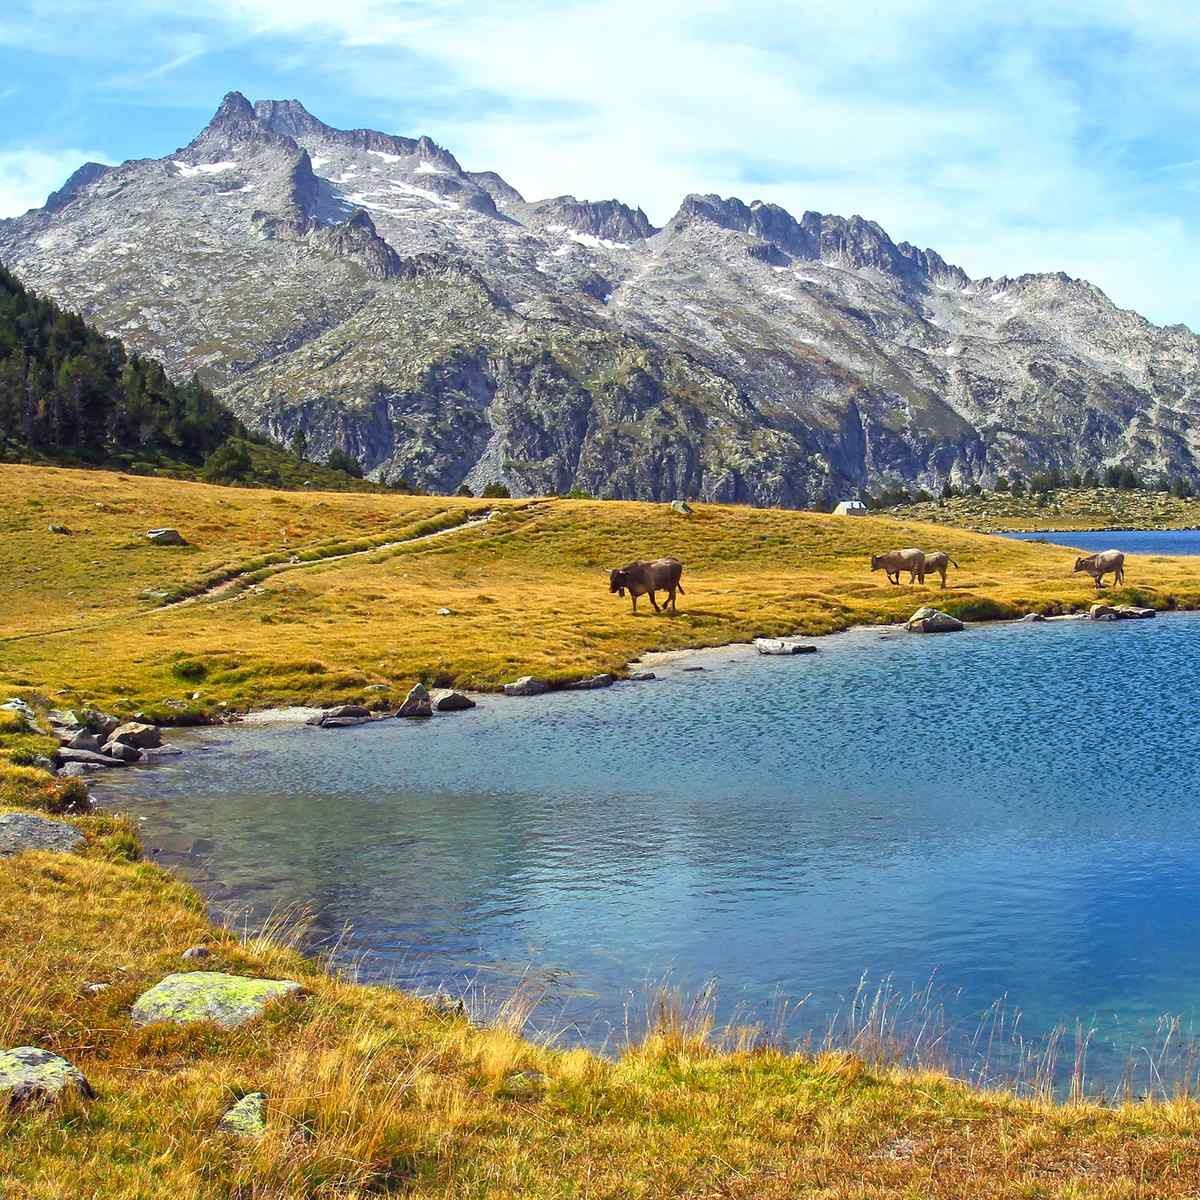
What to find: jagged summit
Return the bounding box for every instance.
[3,90,1198,507]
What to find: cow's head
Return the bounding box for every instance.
[1073,557,1088,573]
[609,567,628,597]
[870,555,882,571]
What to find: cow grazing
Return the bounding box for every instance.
[609,558,685,613]
[1074,549,1125,590]
[921,551,960,588]
[870,548,926,586]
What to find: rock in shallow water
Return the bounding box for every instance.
[431,689,475,712]
[108,721,162,749]
[503,676,550,696]
[754,638,817,656]
[905,607,965,633]
[0,812,83,858]
[564,673,615,689]
[131,972,305,1028]
[395,682,433,718]
[0,1046,94,1109]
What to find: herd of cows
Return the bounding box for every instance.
[608,546,1129,616]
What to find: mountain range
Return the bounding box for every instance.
[2,90,1198,505]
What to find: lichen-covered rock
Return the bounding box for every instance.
[217,1091,267,1136]
[0,812,83,858]
[395,681,433,718]
[905,607,965,633]
[109,721,162,749]
[431,689,476,712]
[0,1047,94,1109]
[503,676,550,697]
[131,972,305,1028]
[499,1069,547,1100]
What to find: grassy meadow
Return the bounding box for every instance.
[6,462,1200,1197]
[4,463,1200,716]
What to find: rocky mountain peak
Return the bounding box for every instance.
[252,98,328,139]
[43,162,110,213]
[518,195,657,243]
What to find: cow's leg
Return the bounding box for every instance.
[665,587,676,613]
[938,568,947,588]
[648,590,661,613]
[631,592,638,613]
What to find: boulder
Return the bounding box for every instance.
[55,747,126,768]
[182,946,211,960]
[217,1091,267,1137]
[905,607,965,634]
[57,762,102,778]
[1089,604,1156,622]
[1020,612,1047,623]
[109,721,162,749]
[395,682,433,718]
[431,689,476,712]
[670,499,693,516]
[47,523,70,535]
[100,740,145,763]
[627,670,656,681]
[564,673,616,690]
[0,812,83,858]
[320,715,371,728]
[82,710,120,738]
[0,1047,94,1109]
[754,638,817,656]
[503,676,551,697]
[65,731,102,752]
[146,528,185,546]
[131,971,305,1028]
[306,704,371,727]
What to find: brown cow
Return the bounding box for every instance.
[921,551,960,588]
[1074,549,1125,590]
[609,558,685,613]
[870,548,926,586]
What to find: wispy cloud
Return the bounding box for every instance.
[0,147,110,218]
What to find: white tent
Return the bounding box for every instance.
[832,499,868,516]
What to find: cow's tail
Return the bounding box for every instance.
[677,581,685,594]
[949,558,960,569]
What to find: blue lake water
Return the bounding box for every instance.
[104,613,1200,1095]
[1007,528,1200,556]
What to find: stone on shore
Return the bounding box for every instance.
[108,721,162,749]
[431,689,476,712]
[905,607,965,633]
[217,1092,268,1137]
[306,704,371,728]
[54,747,126,768]
[395,682,433,718]
[564,673,615,690]
[57,761,102,778]
[1020,612,1047,622]
[627,670,656,681]
[322,715,371,728]
[670,499,693,516]
[100,740,145,763]
[503,676,551,697]
[131,972,305,1028]
[0,812,83,858]
[146,527,185,546]
[754,638,817,656]
[0,1047,94,1109]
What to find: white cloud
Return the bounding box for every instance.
[0,148,108,219]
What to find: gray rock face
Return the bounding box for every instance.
[131,971,304,1028]
[627,670,657,681]
[0,812,83,857]
[395,681,433,718]
[56,747,126,768]
[0,1047,94,1109]
[905,607,965,633]
[109,721,162,749]
[503,676,550,697]
[8,91,1200,505]
[430,689,476,712]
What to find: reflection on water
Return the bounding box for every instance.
[1006,528,1200,556]
[106,614,1200,1093]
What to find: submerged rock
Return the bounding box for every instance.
[503,676,550,697]
[0,1047,94,1109]
[754,638,817,656]
[0,812,83,858]
[905,607,965,634]
[217,1091,268,1136]
[431,689,476,712]
[395,682,433,718]
[131,972,305,1028]
[627,670,656,681]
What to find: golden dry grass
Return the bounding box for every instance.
[3,463,1198,714]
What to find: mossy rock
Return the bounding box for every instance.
[130,972,305,1029]
[0,1047,94,1109]
[217,1091,267,1136]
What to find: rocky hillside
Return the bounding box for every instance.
[3,91,1200,506]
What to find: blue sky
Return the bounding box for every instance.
[3,1,1200,327]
